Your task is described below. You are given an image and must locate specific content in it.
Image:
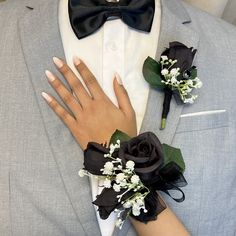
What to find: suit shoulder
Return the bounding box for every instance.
[0,0,31,15]
[182,1,236,35]
[0,0,32,29]
[182,1,236,50]
[0,0,33,47]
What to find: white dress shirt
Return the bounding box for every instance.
[58,0,161,235]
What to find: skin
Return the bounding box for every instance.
[42,56,190,236]
[42,56,137,150]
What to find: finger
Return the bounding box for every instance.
[45,70,82,117]
[53,57,91,107]
[113,73,135,117]
[73,56,104,99]
[41,92,77,131]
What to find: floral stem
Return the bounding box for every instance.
[160,118,166,130]
[160,88,173,130]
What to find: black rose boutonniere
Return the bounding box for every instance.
[143,42,203,129]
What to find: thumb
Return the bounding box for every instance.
[113,73,135,117]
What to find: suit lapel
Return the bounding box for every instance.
[18,0,101,235]
[140,0,200,145]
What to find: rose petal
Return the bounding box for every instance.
[84,142,109,175]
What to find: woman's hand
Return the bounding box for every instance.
[41,56,137,150]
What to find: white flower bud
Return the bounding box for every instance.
[104,178,111,188]
[131,175,140,184]
[161,55,168,61]
[170,68,179,76]
[78,169,85,177]
[116,173,125,183]
[161,69,169,76]
[119,179,127,187]
[195,80,203,88]
[113,184,121,192]
[170,77,178,84]
[126,160,135,170]
[104,162,114,171]
[187,80,193,86]
[103,162,114,175]
[132,205,141,216]
[136,198,144,206]
[184,98,194,104]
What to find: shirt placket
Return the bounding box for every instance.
[102,19,125,106]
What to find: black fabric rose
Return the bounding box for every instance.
[162,41,197,74]
[93,187,134,220]
[118,132,164,185]
[93,187,122,220]
[84,142,109,175]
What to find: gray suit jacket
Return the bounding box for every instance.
[0,0,235,235]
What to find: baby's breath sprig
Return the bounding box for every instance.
[160,56,202,104]
[79,140,150,229]
[158,55,202,129]
[101,140,150,228]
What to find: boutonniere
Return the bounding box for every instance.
[79,130,187,229]
[143,42,203,129]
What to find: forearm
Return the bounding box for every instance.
[130,204,190,236]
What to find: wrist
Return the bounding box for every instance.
[79,130,187,229]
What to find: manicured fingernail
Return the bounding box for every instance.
[45,70,55,82]
[115,72,123,85]
[73,56,81,66]
[41,92,52,103]
[53,57,63,68]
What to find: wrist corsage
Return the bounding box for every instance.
[143,41,203,130]
[79,130,187,229]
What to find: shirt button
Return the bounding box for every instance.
[107,41,118,51]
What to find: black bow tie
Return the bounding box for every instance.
[68,0,155,40]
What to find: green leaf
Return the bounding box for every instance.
[162,144,185,173]
[109,129,131,146]
[142,56,166,90]
[189,68,198,80]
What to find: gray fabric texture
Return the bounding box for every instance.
[0,0,236,235]
[222,0,236,26]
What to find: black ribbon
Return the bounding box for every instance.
[155,162,187,203]
[68,0,155,39]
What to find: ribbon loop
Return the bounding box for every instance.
[161,184,186,203]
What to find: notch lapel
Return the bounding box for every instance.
[140,0,200,145]
[18,0,101,235]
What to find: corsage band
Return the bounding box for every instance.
[79,130,187,229]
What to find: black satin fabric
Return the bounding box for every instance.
[68,0,155,39]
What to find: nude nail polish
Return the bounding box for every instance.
[115,72,123,85]
[53,57,63,68]
[73,56,81,66]
[45,70,55,82]
[41,92,52,103]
